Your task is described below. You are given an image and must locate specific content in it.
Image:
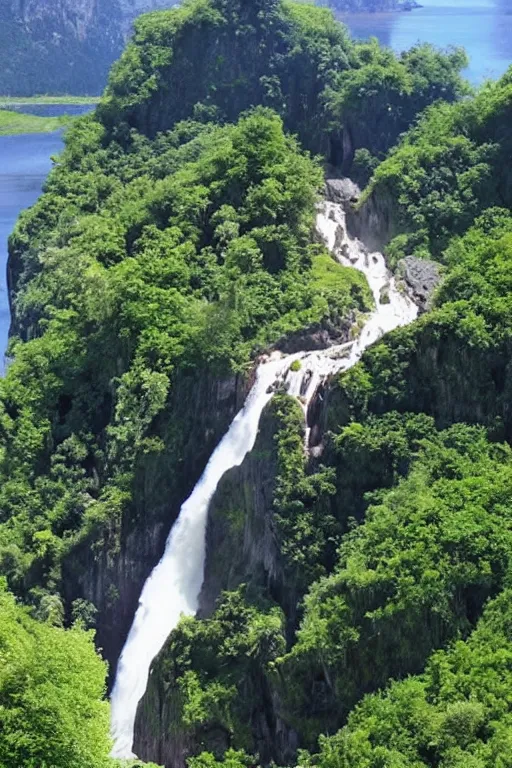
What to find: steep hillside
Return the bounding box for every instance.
[100,0,466,163]
[0,0,173,95]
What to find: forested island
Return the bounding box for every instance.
[2,0,512,767]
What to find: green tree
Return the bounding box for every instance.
[0,583,112,768]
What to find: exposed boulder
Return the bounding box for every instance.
[398,255,442,312]
[275,316,354,354]
[324,177,361,205]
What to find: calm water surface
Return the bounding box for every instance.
[2,104,95,118]
[0,104,94,370]
[339,0,512,83]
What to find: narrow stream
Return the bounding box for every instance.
[110,196,418,758]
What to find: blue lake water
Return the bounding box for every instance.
[1,104,95,118]
[0,131,65,368]
[0,104,95,370]
[339,0,512,83]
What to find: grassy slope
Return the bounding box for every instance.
[0,109,67,135]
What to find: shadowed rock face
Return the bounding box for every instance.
[0,0,175,95]
[398,256,442,313]
[62,367,250,683]
[134,401,299,768]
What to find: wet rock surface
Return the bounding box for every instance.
[276,318,354,354]
[325,177,361,205]
[398,256,442,312]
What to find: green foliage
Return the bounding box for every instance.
[188,749,253,768]
[331,208,512,441]
[330,411,439,521]
[277,425,512,745]
[325,41,467,167]
[99,0,466,166]
[0,109,69,135]
[271,395,339,588]
[1,2,505,766]
[365,67,512,256]
[154,587,285,752]
[301,588,512,768]
[0,1,467,619]
[0,583,112,768]
[3,107,358,601]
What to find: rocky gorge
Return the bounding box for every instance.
[126,197,418,765]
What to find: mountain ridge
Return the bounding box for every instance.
[0,0,174,95]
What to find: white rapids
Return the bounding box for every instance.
[110,197,418,758]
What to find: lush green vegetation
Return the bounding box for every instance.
[364,67,512,259]
[99,0,466,169]
[280,424,512,741]
[157,418,512,762]
[140,30,512,768]
[152,587,286,752]
[3,0,512,765]
[6,105,371,607]
[0,581,112,768]
[258,59,512,768]
[301,587,512,768]
[0,109,67,135]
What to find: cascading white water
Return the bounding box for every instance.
[317,200,417,346]
[109,353,298,758]
[110,197,418,758]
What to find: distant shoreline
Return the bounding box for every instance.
[0,96,100,107]
[328,0,421,12]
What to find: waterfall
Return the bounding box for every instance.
[109,353,296,758]
[110,198,418,758]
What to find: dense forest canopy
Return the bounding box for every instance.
[99,0,466,165]
[1,0,512,766]
[0,582,112,768]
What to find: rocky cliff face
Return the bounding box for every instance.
[134,401,299,767]
[320,318,512,445]
[0,0,174,95]
[62,367,251,678]
[132,321,512,767]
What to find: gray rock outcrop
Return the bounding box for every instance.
[325,177,361,205]
[398,255,442,312]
